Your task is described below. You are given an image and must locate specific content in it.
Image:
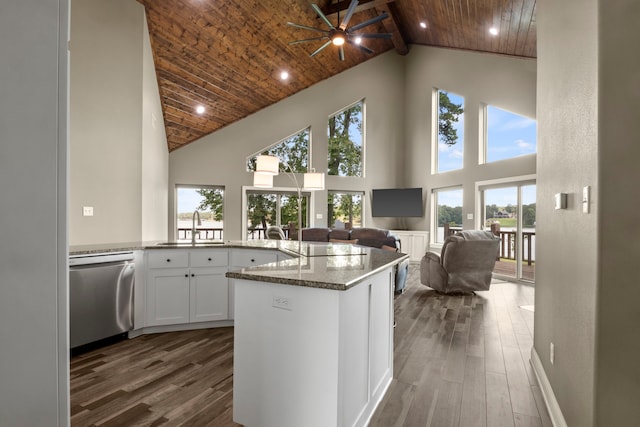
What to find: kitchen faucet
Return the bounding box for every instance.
[192,210,201,244]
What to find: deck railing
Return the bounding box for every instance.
[443,223,535,266]
[177,228,224,241]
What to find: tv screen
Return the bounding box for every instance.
[371,188,424,217]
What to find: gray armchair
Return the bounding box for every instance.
[420,230,500,293]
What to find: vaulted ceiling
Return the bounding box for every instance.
[137,0,536,151]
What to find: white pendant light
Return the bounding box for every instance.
[253,172,274,188]
[303,171,325,190]
[255,155,279,175]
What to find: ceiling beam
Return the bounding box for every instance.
[377,2,408,55]
[323,0,394,22]
[322,0,407,55]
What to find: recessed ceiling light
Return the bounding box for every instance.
[280,71,289,80]
[489,27,499,36]
[419,22,427,29]
[195,105,205,114]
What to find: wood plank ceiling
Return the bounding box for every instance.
[138,0,537,151]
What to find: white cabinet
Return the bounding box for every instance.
[146,249,229,327]
[189,267,228,322]
[391,230,430,262]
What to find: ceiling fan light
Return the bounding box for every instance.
[332,35,345,46]
[354,36,362,44]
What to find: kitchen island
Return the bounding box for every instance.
[227,243,408,427]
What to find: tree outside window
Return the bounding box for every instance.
[434,188,463,243]
[247,128,309,173]
[176,186,224,241]
[436,90,465,173]
[328,101,363,177]
[246,191,308,239]
[328,191,363,229]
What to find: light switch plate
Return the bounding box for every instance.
[467,213,474,220]
[554,193,567,210]
[83,206,94,216]
[582,186,590,213]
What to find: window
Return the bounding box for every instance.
[433,187,463,243]
[328,101,363,177]
[247,128,309,173]
[246,190,309,240]
[327,191,364,229]
[176,185,224,241]
[435,89,465,173]
[484,105,536,163]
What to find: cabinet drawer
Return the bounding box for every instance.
[190,249,228,268]
[147,250,189,268]
[230,249,278,267]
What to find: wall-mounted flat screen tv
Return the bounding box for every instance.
[371,188,424,217]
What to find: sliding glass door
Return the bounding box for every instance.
[481,182,536,282]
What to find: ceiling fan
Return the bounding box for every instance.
[287,0,392,61]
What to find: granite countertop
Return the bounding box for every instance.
[68,240,408,291]
[226,243,408,291]
[68,239,294,256]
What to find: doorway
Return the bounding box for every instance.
[481,182,536,282]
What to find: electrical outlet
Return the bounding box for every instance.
[83,206,94,217]
[272,295,293,311]
[550,342,555,365]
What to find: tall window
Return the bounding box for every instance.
[328,101,363,177]
[246,190,308,240]
[176,185,224,241]
[327,191,364,229]
[247,128,309,173]
[433,187,463,243]
[484,105,536,163]
[435,89,465,173]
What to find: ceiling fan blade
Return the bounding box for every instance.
[287,22,328,34]
[310,40,333,57]
[338,45,345,61]
[289,36,328,45]
[347,11,389,32]
[339,0,359,30]
[311,4,335,29]
[347,39,374,54]
[356,33,393,39]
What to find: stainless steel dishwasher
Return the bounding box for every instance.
[69,252,135,348]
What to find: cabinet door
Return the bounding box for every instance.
[190,267,228,323]
[146,268,190,326]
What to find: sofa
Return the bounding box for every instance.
[420,230,500,294]
[301,227,400,249]
[301,227,409,293]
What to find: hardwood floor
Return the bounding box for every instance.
[70,266,551,426]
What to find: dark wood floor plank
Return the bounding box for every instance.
[368,379,415,427]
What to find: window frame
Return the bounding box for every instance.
[327,190,365,229]
[246,127,311,173]
[432,88,465,174]
[327,99,365,178]
[432,186,463,244]
[174,184,225,241]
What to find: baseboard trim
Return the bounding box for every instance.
[530,348,568,427]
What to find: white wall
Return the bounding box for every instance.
[535,0,599,425]
[70,0,168,245]
[169,52,406,240]
[0,0,69,425]
[403,46,537,233]
[141,14,169,241]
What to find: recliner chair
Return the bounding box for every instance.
[420,230,500,293]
